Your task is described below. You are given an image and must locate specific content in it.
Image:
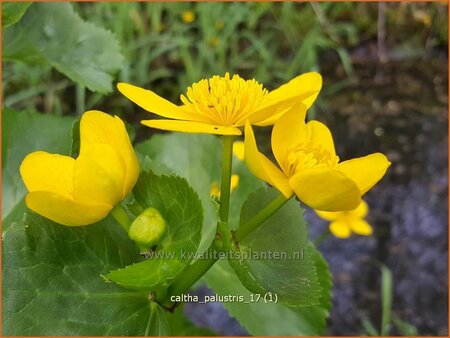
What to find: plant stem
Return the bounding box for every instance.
[219,135,234,223]
[76,84,85,115]
[165,193,289,306]
[313,229,331,246]
[234,193,290,241]
[161,136,235,306]
[110,204,132,233]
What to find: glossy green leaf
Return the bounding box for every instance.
[147,302,173,336]
[2,208,167,335]
[1,2,32,27]
[203,244,331,336]
[1,108,74,220]
[105,171,203,291]
[2,3,124,93]
[229,188,321,307]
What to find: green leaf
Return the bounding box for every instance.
[2,207,168,335]
[1,108,75,220]
[135,133,263,252]
[147,302,173,336]
[203,245,332,336]
[309,244,332,313]
[392,317,418,336]
[136,134,221,253]
[379,262,393,335]
[105,171,203,291]
[2,3,124,93]
[229,188,321,307]
[1,2,32,27]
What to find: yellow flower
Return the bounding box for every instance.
[117,72,322,136]
[244,103,391,211]
[315,200,372,238]
[233,141,245,161]
[210,174,240,198]
[182,10,196,24]
[20,111,140,226]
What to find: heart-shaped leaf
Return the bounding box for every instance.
[229,187,322,307]
[105,171,203,291]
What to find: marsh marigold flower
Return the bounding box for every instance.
[315,200,372,238]
[245,103,391,211]
[20,111,140,226]
[117,72,322,135]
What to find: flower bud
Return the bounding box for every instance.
[128,208,167,249]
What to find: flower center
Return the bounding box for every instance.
[180,73,268,126]
[286,142,339,176]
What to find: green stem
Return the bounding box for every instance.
[161,136,234,307]
[110,204,132,232]
[313,229,331,246]
[76,84,85,115]
[234,193,290,241]
[165,193,290,307]
[219,135,234,223]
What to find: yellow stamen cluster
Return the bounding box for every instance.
[180,73,268,126]
[287,142,339,176]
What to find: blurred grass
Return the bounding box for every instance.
[2,2,447,120]
[361,262,419,336]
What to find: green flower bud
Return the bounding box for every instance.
[128,208,167,249]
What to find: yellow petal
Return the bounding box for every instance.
[232,141,245,161]
[25,191,112,226]
[74,144,126,206]
[329,220,352,238]
[316,199,368,221]
[142,119,242,136]
[244,121,292,197]
[271,103,307,172]
[337,153,391,195]
[117,83,192,120]
[245,97,298,127]
[20,151,74,198]
[315,209,341,221]
[305,120,336,155]
[350,219,373,236]
[253,72,322,126]
[289,167,361,211]
[350,199,369,218]
[80,110,140,197]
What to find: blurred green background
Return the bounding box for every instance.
[2,1,448,336]
[3,2,447,135]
